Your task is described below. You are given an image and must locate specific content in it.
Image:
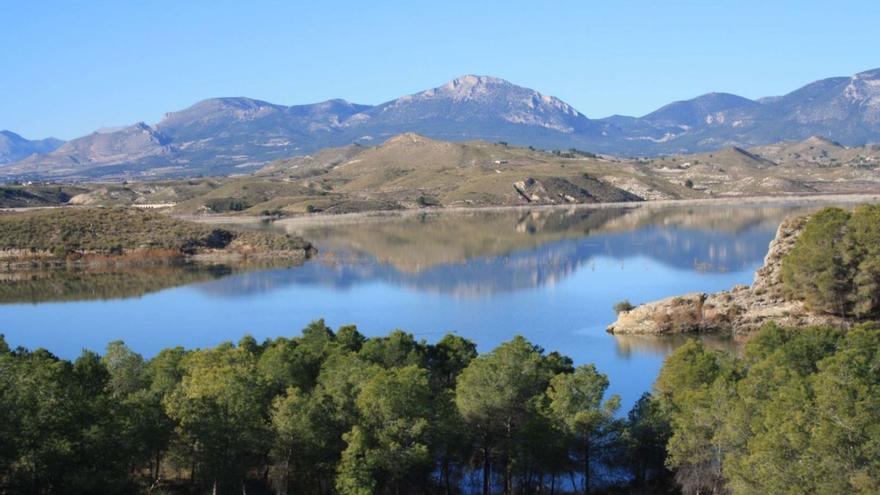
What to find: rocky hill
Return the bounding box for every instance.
[4,68,880,180]
[172,134,649,215]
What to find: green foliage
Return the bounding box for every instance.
[337,366,434,492]
[335,324,366,352]
[2,325,650,493]
[547,364,621,493]
[455,336,548,440]
[0,347,145,494]
[658,322,880,494]
[842,204,880,317]
[613,299,635,314]
[204,197,251,213]
[623,393,672,489]
[782,207,851,314]
[163,342,271,491]
[782,204,880,317]
[358,329,427,368]
[269,387,310,493]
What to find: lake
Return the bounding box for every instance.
[0,200,846,410]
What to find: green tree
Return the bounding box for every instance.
[258,337,313,395]
[336,324,367,352]
[658,324,880,494]
[810,326,880,493]
[623,393,672,491]
[1,348,135,493]
[655,340,734,495]
[428,333,478,389]
[296,319,337,386]
[102,341,174,484]
[269,387,309,494]
[338,365,434,494]
[358,329,427,368]
[782,207,851,315]
[842,204,880,317]
[335,426,376,495]
[102,340,149,396]
[547,364,620,494]
[455,336,549,495]
[163,342,270,493]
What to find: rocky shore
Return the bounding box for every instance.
[607,214,847,337]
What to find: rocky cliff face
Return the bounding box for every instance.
[607,215,847,337]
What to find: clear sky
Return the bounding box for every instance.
[3,0,879,140]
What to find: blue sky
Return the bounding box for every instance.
[3,0,879,140]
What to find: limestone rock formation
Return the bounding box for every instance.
[607,215,847,337]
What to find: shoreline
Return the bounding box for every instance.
[181,191,880,229]
[0,247,311,273]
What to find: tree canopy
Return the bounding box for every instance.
[2,320,878,494]
[782,205,880,317]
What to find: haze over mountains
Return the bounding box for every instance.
[2,67,880,180]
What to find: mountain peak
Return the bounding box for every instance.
[445,74,509,89]
[855,67,880,79]
[413,74,515,101]
[1,130,23,139]
[644,92,757,120]
[0,131,65,165]
[159,97,283,128]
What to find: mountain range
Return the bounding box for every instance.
[0,131,64,165]
[2,68,880,180]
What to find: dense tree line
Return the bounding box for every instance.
[782,204,880,317]
[656,322,880,494]
[3,320,878,494]
[0,323,669,495]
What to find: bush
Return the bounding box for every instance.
[204,197,250,213]
[614,300,635,314]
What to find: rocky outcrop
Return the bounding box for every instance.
[514,177,593,204]
[513,176,641,205]
[607,215,847,337]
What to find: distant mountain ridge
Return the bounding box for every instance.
[3,67,880,180]
[0,131,64,165]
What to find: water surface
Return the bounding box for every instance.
[0,202,839,409]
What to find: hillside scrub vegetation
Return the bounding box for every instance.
[0,207,310,260]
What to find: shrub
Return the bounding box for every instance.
[613,300,635,314]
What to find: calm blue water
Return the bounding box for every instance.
[0,204,824,410]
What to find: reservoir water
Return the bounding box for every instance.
[0,202,840,410]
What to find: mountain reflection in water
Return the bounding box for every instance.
[195,204,804,298]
